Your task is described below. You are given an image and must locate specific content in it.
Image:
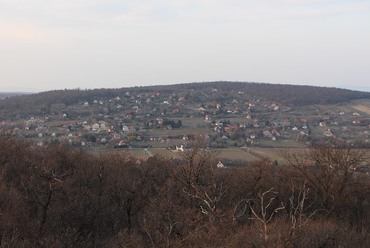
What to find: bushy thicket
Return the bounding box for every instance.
[0,133,370,247]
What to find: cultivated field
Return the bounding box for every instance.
[94,147,307,164]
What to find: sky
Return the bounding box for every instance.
[0,0,369,92]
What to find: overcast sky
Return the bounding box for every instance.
[0,0,369,92]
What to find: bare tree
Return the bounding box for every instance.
[248,188,285,242]
[282,144,369,213]
[172,138,232,225]
[284,182,326,246]
[183,164,227,223]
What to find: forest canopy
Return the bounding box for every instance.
[0,132,369,247]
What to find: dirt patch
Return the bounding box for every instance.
[352,104,370,115]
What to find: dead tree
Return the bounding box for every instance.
[284,182,326,245]
[248,188,285,242]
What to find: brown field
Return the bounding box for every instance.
[217,148,256,161]
[88,146,370,165]
[352,105,370,115]
[349,99,370,115]
[96,147,294,163]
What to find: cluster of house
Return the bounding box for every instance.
[204,104,370,146]
[2,87,370,149]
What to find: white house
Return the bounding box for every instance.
[217,161,225,168]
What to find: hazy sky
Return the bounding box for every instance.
[1,0,369,92]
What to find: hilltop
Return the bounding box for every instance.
[0,81,369,119]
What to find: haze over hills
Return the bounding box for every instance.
[1,82,369,95]
[0,92,33,100]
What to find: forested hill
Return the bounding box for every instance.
[0,81,369,119]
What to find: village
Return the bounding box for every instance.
[2,86,370,152]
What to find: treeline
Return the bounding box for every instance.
[0,134,370,247]
[1,81,369,120]
[0,89,120,119]
[0,92,30,100]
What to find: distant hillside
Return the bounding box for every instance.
[0,81,369,119]
[0,92,32,100]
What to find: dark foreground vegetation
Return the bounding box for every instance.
[1,131,370,247]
